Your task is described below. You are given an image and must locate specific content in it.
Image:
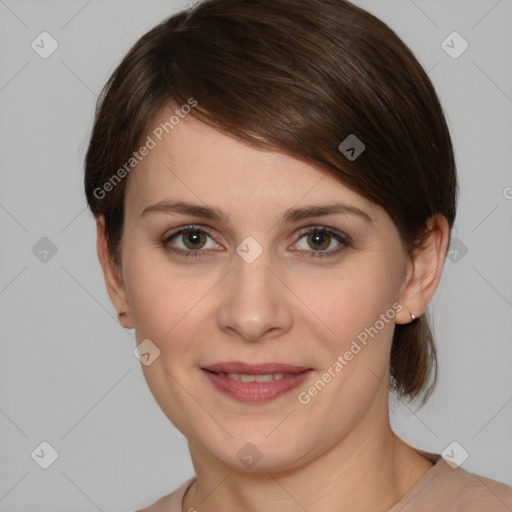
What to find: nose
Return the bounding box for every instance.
[216,249,293,342]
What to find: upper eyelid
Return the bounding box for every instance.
[294,226,350,246]
[164,224,215,240]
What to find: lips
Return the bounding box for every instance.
[201,361,313,403]
[202,362,311,374]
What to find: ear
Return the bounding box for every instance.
[96,216,133,329]
[395,214,451,325]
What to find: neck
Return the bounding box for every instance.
[182,397,433,512]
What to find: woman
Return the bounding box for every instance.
[84,0,512,510]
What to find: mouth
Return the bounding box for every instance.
[201,362,313,403]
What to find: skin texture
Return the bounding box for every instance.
[97,106,450,512]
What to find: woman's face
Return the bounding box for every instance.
[109,108,418,471]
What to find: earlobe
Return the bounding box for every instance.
[395,215,450,325]
[96,217,134,329]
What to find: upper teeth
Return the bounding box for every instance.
[222,372,290,382]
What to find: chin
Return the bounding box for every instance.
[192,429,313,473]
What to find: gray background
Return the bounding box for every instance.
[1,0,511,510]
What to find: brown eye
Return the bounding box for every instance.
[293,227,350,259]
[307,231,331,251]
[162,225,221,259]
[181,230,207,250]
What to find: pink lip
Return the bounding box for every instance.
[201,362,313,403]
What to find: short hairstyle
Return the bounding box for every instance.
[84,0,457,404]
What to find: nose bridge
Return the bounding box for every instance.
[233,248,273,300]
[217,243,292,341]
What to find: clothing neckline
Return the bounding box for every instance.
[387,450,451,512]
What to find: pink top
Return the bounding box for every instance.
[137,451,512,511]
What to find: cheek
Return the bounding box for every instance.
[293,265,401,422]
[122,250,211,431]
[124,264,175,339]
[123,248,219,348]
[299,260,401,348]
[122,244,178,335]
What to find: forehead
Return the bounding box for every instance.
[124,109,381,223]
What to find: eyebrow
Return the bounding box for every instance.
[140,200,374,225]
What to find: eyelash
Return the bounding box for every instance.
[161,225,351,260]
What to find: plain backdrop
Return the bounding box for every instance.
[1,0,511,510]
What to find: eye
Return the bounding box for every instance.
[162,225,220,259]
[161,225,350,260]
[292,227,350,258]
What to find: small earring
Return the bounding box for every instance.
[411,314,416,321]
[118,311,126,318]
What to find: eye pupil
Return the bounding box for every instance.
[183,230,206,249]
[308,231,330,250]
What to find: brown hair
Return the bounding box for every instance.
[84,0,457,404]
